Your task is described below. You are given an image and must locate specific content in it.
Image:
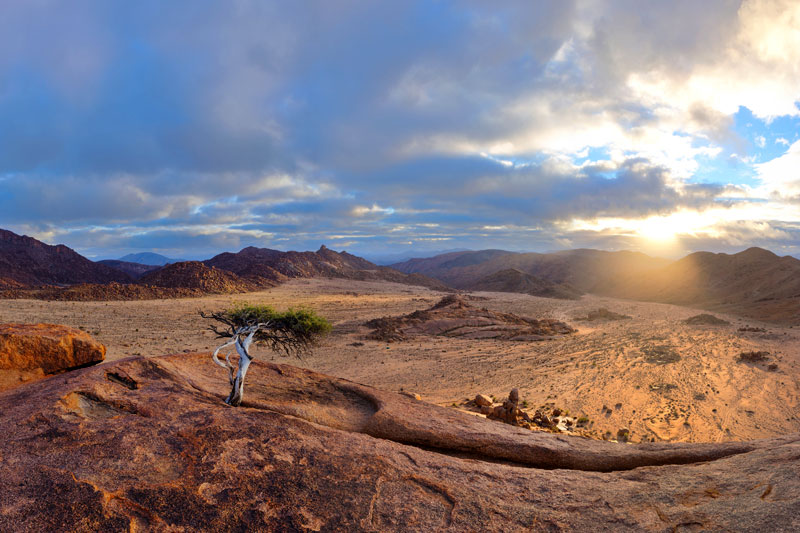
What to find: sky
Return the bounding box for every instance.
[2,0,800,260]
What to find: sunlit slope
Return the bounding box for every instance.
[604,248,800,320]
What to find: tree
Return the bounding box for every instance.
[201,303,331,406]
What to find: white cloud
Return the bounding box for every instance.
[754,139,800,198]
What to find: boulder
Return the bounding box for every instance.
[0,352,798,531]
[474,393,493,407]
[0,323,105,391]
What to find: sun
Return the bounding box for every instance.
[636,217,679,243]
[634,210,721,245]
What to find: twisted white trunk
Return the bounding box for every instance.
[211,327,260,406]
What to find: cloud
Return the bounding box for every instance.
[754,140,800,200]
[1,1,800,257]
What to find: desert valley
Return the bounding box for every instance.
[1,228,800,530]
[4,2,800,530]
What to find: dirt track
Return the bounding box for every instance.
[2,277,798,443]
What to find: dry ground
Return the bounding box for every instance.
[2,277,798,444]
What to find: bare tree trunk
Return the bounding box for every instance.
[225,336,253,406]
[211,328,259,406]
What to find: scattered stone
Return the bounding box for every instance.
[649,383,678,393]
[738,326,767,333]
[617,428,631,443]
[737,351,771,363]
[486,388,531,427]
[641,345,681,365]
[474,394,493,407]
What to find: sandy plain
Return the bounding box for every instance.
[1,277,798,444]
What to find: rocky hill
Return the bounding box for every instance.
[0,229,131,287]
[0,351,797,531]
[470,268,582,299]
[138,261,264,293]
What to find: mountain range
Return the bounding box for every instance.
[0,229,446,299]
[392,247,800,322]
[2,227,799,322]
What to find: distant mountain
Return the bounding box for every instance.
[97,259,159,279]
[118,252,176,266]
[364,248,472,266]
[204,245,449,290]
[392,248,668,293]
[391,250,517,284]
[470,268,582,300]
[0,229,131,287]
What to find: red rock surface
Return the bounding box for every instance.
[0,323,105,391]
[3,351,796,531]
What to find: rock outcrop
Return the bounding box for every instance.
[574,307,632,321]
[0,352,797,531]
[365,295,575,342]
[684,313,730,326]
[0,323,105,391]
